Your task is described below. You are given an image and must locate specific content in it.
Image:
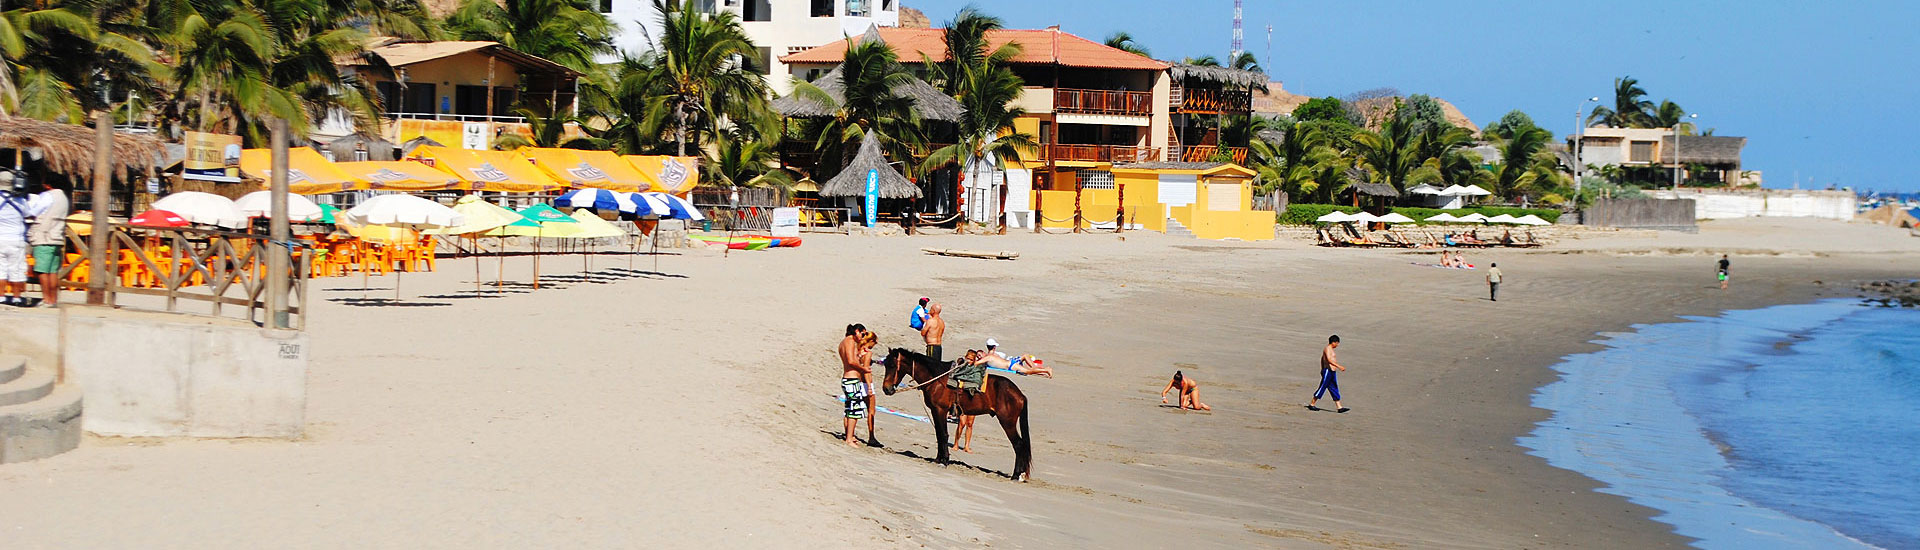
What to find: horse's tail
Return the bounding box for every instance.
[1018,397,1031,441]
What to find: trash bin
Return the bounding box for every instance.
[702,219,712,231]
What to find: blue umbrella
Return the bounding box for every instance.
[554,188,639,214]
[640,192,706,221]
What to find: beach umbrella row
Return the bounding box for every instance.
[553,189,705,221]
[1318,209,1554,226]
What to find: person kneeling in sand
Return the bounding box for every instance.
[1159,370,1211,411]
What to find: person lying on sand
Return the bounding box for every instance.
[1160,370,1211,411]
[970,339,1053,378]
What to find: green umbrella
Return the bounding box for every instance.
[317,203,340,224]
[485,203,579,289]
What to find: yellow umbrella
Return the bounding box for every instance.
[424,195,539,294]
[411,146,563,193]
[239,148,368,194]
[523,148,650,192]
[624,155,700,194]
[334,160,464,191]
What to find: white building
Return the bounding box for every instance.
[602,0,900,96]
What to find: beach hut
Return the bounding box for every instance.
[818,131,922,226]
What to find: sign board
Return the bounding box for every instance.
[182,131,242,182]
[462,122,489,150]
[1207,183,1241,211]
[864,169,879,227]
[770,207,800,237]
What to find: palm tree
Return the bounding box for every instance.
[923,8,1018,96]
[1249,118,1340,201]
[444,0,613,75]
[1102,31,1149,57]
[706,122,792,188]
[922,11,1033,227]
[1586,76,1655,128]
[789,39,925,177]
[518,106,603,148]
[1180,55,1221,67]
[1651,99,1693,133]
[1491,126,1552,198]
[1,2,162,121]
[1229,52,1259,72]
[1349,114,1421,191]
[632,0,768,157]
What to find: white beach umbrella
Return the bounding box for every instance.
[1347,211,1381,224]
[1456,212,1490,223]
[1315,211,1354,223]
[342,194,465,227]
[1485,214,1519,224]
[152,191,247,228]
[1513,214,1552,226]
[232,190,324,222]
[1376,212,1417,224]
[1437,185,1470,196]
[1424,212,1461,223]
[1407,184,1445,195]
[1460,185,1493,196]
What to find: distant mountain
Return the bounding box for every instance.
[1253,82,1479,134]
[899,6,931,28]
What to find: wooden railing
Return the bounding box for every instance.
[1046,145,1161,163]
[58,225,310,329]
[1175,88,1252,114]
[1053,88,1154,116]
[1176,145,1248,164]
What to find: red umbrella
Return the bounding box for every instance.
[130,209,190,228]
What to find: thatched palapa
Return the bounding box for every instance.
[772,27,964,122]
[0,115,164,181]
[1659,135,1745,165]
[1169,63,1269,89]
[324,133,397,161]
[820,130,921,199]
[399,135,444,155]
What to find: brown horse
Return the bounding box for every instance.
[881,348,1033,481]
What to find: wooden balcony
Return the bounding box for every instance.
[1172,87,1251,115]
[1176,145,1247,164]
[1046,144,1160,163]
[1053,88,1154,116]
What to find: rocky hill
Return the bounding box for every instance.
[1254,82,1479,134]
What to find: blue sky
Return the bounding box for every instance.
[904,1,1920,192]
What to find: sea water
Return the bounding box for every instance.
[1520,300,1920,549]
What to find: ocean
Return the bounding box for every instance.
[1520,300,1920,549]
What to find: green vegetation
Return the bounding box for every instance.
[922,8,1035,215]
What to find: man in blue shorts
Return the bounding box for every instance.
[1307,335,1350,413]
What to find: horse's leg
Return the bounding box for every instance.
[928,393,951,465]
[995,410,1024,480]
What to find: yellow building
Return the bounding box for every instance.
[330,39,584,151]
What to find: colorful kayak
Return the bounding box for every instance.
[691,235,802,249]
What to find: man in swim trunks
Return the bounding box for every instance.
[1160,370,1211,411]
[839,324,875,448]
[921,303,945,364]
[1717,254,1730,290]
[1308,335,1349,413]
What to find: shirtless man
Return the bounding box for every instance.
[1307,334,1349,413]
[1159,370,1211,411]
[838,324,876,447]
[921,303,945,364]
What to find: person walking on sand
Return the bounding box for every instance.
[1160,370,1211,411]
[838,324,876,448]
[1717,254,1730,290]
[1486,262,1503,302]
[1307,335,1349,413]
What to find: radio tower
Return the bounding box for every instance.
[1230,0,1244,59]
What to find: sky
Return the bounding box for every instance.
[903,0,1920,192]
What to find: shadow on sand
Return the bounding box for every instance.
[816,429,1016,480]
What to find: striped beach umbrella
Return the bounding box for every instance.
[553,188,640,214]
[639,192,705,221]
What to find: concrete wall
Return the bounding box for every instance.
[1648,189,1856,220]
[1583,198,1697,230]
[0,308,308,438]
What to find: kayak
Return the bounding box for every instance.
[746,235,803,247]
[690,235,803,249]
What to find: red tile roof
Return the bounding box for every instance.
[780,27,1169,71]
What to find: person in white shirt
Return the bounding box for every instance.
[26,181,68,307]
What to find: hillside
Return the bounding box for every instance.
[1254,82,1480,134]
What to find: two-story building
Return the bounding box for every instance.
[780,26,1172,226]
[1575,127,1749,186]
[325,39,584,152]
[601,0,900,95]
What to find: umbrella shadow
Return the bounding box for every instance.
[416,293,509,300]
[321,287,394,292]
[327,297,453,307]
[601,268,688,279]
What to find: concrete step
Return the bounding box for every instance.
[0,383,83,464]
[0,354,22,385]
[1165,219,1195,238]
[0,367,54,407]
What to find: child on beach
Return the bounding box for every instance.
[1160,371,1211,411]
[1307,335,1350,413]
[1717,254,1730,290]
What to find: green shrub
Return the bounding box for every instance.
[1277,204,1561,225]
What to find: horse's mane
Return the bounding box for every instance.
[887,347,932,363]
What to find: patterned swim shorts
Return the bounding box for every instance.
[842,378,868,419]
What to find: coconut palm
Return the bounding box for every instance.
[444,0,613,75]
[1349,113,1421,191]
[1491,125,1553,198]
[1651,99,1692,132]
[1249,118,1340,200]
[923,8,1018,96]
[630,0,767,157]
[1230,52,1259,72]
[1,2,163,121]
[1102,31,1149,57]
[707,122,792,188]
[1180,55,1221,67]
[922,47,1033,226]
[789,39,925,177]
[1586,76,1655,128]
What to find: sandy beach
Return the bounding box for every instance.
[2,217,1917,548]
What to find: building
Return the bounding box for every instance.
[326,39,584,151]
[1575,127,1749,186]
[602,0,900,95]
[781,25,1171,227]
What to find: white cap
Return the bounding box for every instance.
[985,338,998,348]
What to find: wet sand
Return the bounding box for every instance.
[1,217,1915,548]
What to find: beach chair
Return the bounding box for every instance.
[1315,227,1339,247]
[1376,232,1413,248]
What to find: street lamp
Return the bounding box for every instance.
[1672,113,1698,191]
[1573,96,1599,200]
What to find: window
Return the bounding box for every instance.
[1629,140,1655,163]
[375,81,402,114]
[1078,170,1114,190]
[845,0,866,17]
[746,47,772,75]
[403,83,436,115]
[743,0,769,20]
[811,0,832,16]
[599,0,611,13]
[454,85,489,116]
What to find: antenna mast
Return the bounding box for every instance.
[1230,0,1244,59]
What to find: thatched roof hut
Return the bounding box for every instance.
[819,130,921,199]
[399,135,444,155]
[0,115,164,181]
[1659,135,1745,165]
[1169,63,1269,90]
[771,28,964,122]
[323,133,397,161]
